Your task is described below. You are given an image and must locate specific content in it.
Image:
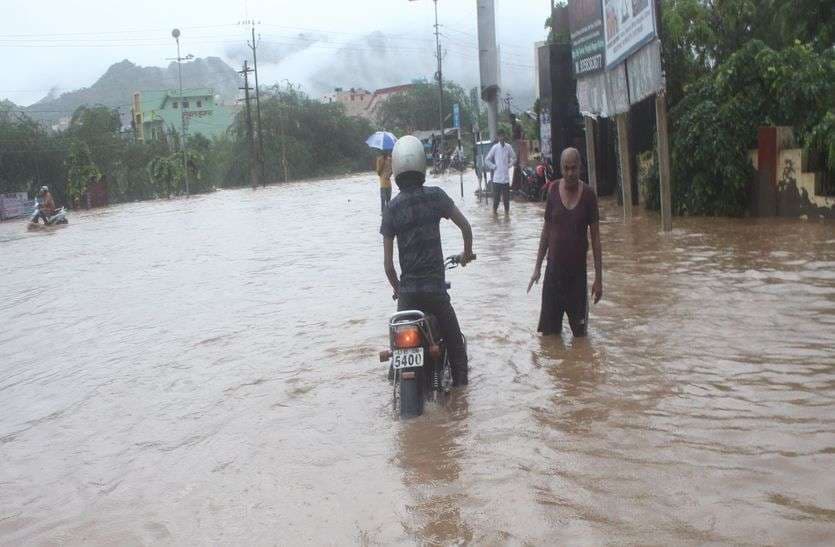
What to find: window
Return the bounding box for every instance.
[173,102,179,109]
[197,100,202,108]
[182,101,190,109]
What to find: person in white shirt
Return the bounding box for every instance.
[484,130,517,214]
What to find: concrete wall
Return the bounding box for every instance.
[750,126,834,219]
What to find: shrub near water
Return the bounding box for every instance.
[667,40,835,216]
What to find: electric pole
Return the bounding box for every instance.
[247,21,266,187]
[239,60,258,189]
[433,0,445,172]
[171,28,189,197]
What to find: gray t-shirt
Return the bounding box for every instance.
[380,186,455,294]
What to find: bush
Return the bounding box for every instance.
[669,40,835,215]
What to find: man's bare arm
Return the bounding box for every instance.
[590,222,603,303]
[528,222,549,293]
[448,206,474,262]
[383,236,399,297]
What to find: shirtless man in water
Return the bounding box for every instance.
[528,147,603,337]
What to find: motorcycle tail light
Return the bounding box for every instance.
[394,326,422,348]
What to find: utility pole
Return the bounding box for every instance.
[239,60,258,189]
[476,0,500,141]
[433,0,445,171]
[247,21,266,187]
[171,28,189,197]
[279,81,291,183]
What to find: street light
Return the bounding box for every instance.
[172,28,189,197]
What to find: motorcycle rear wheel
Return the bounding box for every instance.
[399,376,424,418]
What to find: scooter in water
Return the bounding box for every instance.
[379,254,475,418]
[28,204,68,229]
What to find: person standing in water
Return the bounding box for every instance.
[376,151,393,214]
[528,147,603,337]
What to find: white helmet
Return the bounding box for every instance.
[392,135,426,180]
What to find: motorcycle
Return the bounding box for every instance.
[28,204,68,230]
[449,152,467,172]
[513,166,545,201]
[379,254,475,418]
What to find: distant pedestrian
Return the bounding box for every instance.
[484,130,516,214]
[528,147,602,337]
[376,151,393,214]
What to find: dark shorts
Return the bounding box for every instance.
[380,187,392,213]
[537,262,588,337]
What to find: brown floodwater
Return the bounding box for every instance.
[1,172,834,545]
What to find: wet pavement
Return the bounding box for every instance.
[1,172,834,544]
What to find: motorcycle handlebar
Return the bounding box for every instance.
[445,253,476,268]
[391,255,476,300]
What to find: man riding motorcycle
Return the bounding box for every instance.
[31,186,56,225]
[380,136,475,386]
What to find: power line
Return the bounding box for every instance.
[0,24,239,38]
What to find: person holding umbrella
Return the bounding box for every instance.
[366,131,396,214]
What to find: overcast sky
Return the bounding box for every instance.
[1,0,550,107]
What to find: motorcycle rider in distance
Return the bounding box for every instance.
[31,186,56,225]
[380,135,475,386]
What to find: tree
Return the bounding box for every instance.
[65,141,101,206]
[147,155,180,198]
[0,110,65,197]
[229,83,374,185]
[663,40,835,216]
[375,81,475,134]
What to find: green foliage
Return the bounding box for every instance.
[375,82,475,134]
[806,111,835,171]
[65,141,101,204]
[0,82,379,209]
[667,40,835,215]
[649,0,835,216]
[147,155,180,198]
[229,84,375,185]
[0,112,64,196]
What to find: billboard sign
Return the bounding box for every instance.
[603,0,657,69]
[576,63,629,118]
[626,39,664,104]
[568,0,606,76]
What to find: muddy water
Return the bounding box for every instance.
[1,173,833,545]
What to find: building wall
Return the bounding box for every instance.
[133,89,236,141]
[324,88,373,119]
[750,126,835,219]
[323,85,414,122]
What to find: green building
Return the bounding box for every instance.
[130,88,237,141]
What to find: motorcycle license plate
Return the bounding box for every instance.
[391,347,424,369]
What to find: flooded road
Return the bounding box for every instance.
[1,172,834,544]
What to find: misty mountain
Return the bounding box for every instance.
[24,57,241,124]
[223,30,536,111]
[224,32,327,65]
[1,99,20,112]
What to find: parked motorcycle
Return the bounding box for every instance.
[514,166,546,201]
[379,254,475,418]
